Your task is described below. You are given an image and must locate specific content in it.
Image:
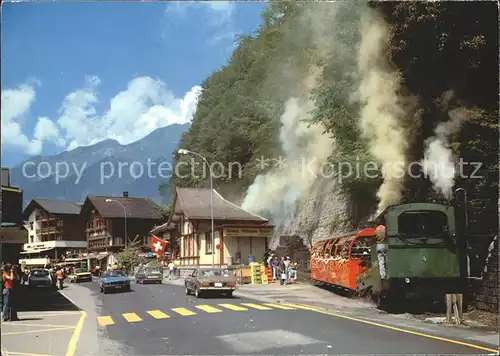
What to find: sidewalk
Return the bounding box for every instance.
[1,286,85,356]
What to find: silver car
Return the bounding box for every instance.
[28,268,55,289]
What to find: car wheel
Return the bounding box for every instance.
[125,285,131,292]
[227,291,233,298]
[103,287,108,294]
[135,279,139,284]
[195,287,202,298]
[185,285,191,295]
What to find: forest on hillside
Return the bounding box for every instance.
[160,2,498,235]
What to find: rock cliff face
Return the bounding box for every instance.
[271,178,350,249]
[475,235,499,313]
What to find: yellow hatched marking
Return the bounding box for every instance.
[171,307,196,316]
[147,310,170,319]
[218,303,248,311]
[195,305,222,313]
[97,316,115,327]
[264,303,297,310]
[241,303,273,310]
[122,313,142,322]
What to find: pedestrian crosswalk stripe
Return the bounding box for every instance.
[171,307,196,316]
[97,316,115,327]
[264,303,296,310]
[241,303,273,310]
[147,310,170,319]
[122,313,142,322]
[218,303,248,311]
[96,303,318,326]
[195,305,222,313]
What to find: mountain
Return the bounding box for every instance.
[10,123,190,206]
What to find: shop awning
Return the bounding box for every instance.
[88,252,111,260]
[20,247,54,254]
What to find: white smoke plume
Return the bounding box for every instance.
[241,96,334,227]
[356,11,412,215]
[421,107,477,199]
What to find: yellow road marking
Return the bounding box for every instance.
[65,311,86,356]
[195,305,222,313]
[218,303,248,311]
[284,303,319,311]
[311,307,499,354]
[97,316,115,327]
[3,323,77,328]
[241,303,273,310]
[122,313,142,323]
[171,307,196,316]
[264,303,296,310]
[147,310,170,319]
[2,327,74,336]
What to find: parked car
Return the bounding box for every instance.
[185,268,236,298]
[99,270,131,294]
[135,262,163,284]
[68,268,93,283]
[28,268,55,290]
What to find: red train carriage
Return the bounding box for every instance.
[310,228,376,291]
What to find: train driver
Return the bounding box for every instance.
[375,225,388,279]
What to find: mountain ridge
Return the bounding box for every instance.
[10,123,190,206]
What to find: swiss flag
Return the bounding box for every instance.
[150,234,168,255]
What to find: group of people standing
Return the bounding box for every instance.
[266,254,298,285]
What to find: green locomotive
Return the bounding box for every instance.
[356,193,469,309]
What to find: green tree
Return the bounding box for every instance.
[115,236,148,274]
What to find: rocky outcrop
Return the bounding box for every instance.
[475,235,499,313]
[271,178,349,249]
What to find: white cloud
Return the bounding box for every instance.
[3,76,203,155]
[163,1,239,46]
[59,75,202,150]
[1,82,46,155]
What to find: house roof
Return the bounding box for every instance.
[150,222,176,234]
[173,187,268,222]
[23,198,82,219]
[82,196,163,219]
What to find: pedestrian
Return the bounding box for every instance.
[2,263,16,321]
[56,268,64,290]
[168,260,175,279]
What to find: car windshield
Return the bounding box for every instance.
[200,269,230,277]
[32,270,49,277]
[146,268,161,274]
[103,270,126,278]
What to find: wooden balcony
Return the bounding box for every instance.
[40,226,62,234]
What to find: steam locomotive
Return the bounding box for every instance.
[310,189,469,308]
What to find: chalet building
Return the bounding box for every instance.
[21,199,86,266]
[150,187,274,267]
[80,192,163,267]
[0,167,27,264]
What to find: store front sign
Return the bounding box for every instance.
[223,227,273,238]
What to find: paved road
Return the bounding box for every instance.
[60,279,497,355]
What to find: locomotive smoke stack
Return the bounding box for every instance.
[454,188,469,279]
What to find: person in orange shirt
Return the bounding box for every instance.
[56,268,65,290]
[2,264,15,321]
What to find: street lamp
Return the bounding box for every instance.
[178,148,215,267]
[105,199,128,248]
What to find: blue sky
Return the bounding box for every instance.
[1,1,267,167]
